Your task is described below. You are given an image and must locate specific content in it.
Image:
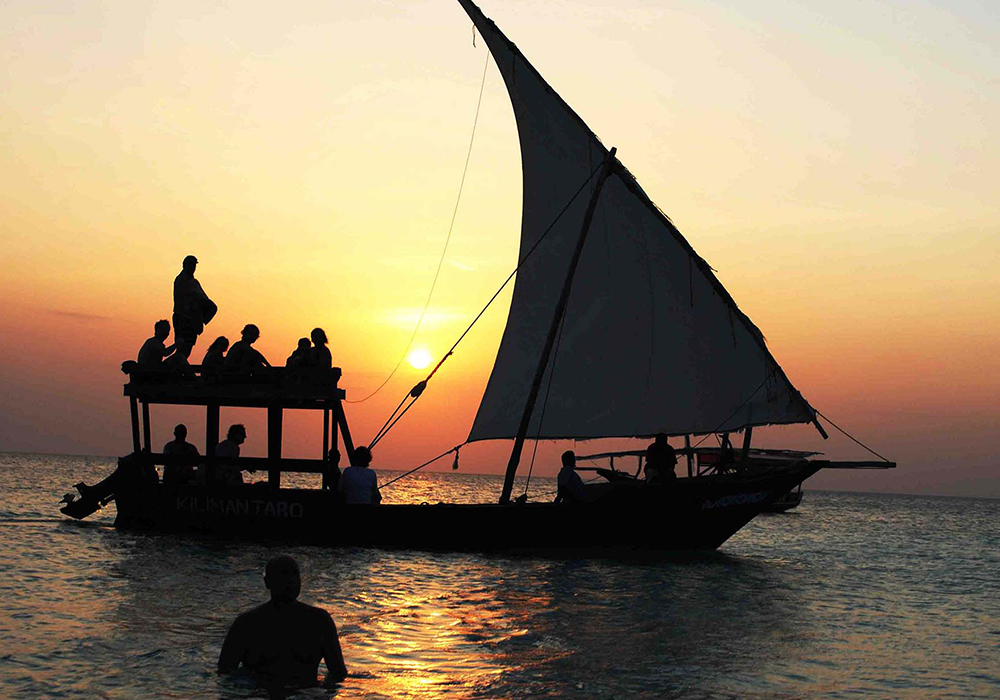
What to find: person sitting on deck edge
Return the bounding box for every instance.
[339,446,380,505]
[554,450,586,504]
[137,319,175,367]
[645,433,677,484]
[218,555,348,694]
[286,338,312,368]
[226,324,270,371]
[202,336,230,369]
[162,423,199,485]
[173,254,217,349]
[309,328,332,368]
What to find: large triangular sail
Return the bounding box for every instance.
[458,0,817,442]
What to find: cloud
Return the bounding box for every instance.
[449,260,476,272]
[48,309,112,322]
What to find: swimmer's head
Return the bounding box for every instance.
[264,555,301,604]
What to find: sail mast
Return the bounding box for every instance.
[499,148,618,505]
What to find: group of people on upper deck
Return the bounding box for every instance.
[135,255,333,372]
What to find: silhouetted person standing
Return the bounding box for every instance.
[163,337,194,370]
[309,328,331,368]
[218,555,348,696]
[173,255,217,348]
[137,319,175,367]
[339,446,380,504]
[202,336,230,368]
[645,433,677,484]
[163,423,199,485]
[226,324,270,370]
[554,450,586,504]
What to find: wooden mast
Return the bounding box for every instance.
[499,147,618,505]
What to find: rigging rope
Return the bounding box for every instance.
[378,444,465,491]
[691,367,779,448]
[347,51,491,404]
[522,303,570,497]
[814,410,892,463]
[366,158,606,450]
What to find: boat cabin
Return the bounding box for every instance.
[122,365,355,489]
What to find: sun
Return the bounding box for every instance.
[407,348,432,370]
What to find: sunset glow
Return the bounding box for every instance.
[407,349,433,371]
[1,0,998,496]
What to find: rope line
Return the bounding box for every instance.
[378,445,465,490]
[365,159,605,450]
[347,51,491,404]
[691,367,779,448]
[815,410,892,462]
[522,306,570,497]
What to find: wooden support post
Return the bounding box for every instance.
[206,405,220,455]
[685,434,693,478]
[206,403,220,484]
[500,147,619,505]
[741,426,753,463]
[322,406,332,490]
[322,408,330,460]
[267,406,282,488]
[141,402,151,453]
[335,402,356,462]
[129,396,141,454]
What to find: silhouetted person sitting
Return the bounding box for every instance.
[218,555,348,694]
[226,324,270,371]
[163,423,199,485]
[286,338,312,368]
[213,423,249,485]
[309,328,331,368]
[717,435,737,474]
[554,450,586,504]
[202,336,230,368]
[137,319,175,367]
[645,433,677,484]
[339,446,380,504]
[323,448,342,492]
[173,255,217,348]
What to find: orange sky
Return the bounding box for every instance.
[1,0,998,497]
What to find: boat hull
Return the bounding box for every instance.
[111,463,821,552]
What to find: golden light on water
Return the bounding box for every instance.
[407,349,432,370]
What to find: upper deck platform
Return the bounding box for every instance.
[123,365,345,408]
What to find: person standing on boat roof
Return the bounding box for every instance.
[162,424,199,485]
[137,319,175,367]
[173,255,217,348]
[163,337,194,370]
[218,555,348,692]
[645,433,677,484]
[339,446,381,504]
[226,324,271,370]
[554,450,586,504]
[213,423,251,485]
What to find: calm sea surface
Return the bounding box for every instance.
[1,452,998,699]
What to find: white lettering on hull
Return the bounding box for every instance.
[175,496,306,518]
[700,491,772,510]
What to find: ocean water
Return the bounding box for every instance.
[0,453,998,699]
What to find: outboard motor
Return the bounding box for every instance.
[60,453,156,519]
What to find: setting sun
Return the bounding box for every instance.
[407,348,432,370]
